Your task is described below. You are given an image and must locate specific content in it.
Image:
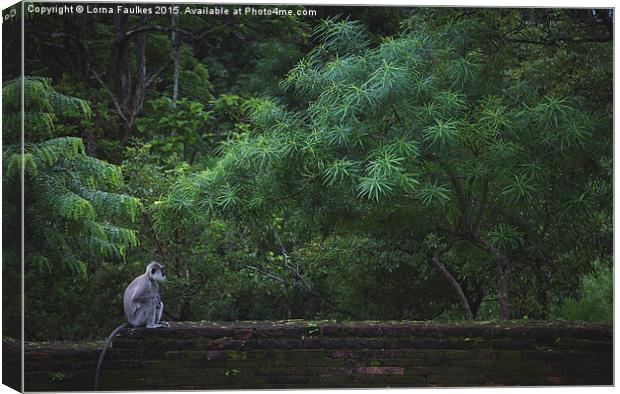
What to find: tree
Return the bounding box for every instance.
[3,77,142,338]
[4,9,611,339]
[158,16,607,320]
[23,11,312,152]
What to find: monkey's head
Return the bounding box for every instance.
[146,261,166,283]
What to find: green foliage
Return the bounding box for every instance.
[136,95,249,165]
[6,137,142,274]
[6,8,612,340]
[290,235,456,320]
[551,260,613,322]
[315,18,370,55]
[418,180,451,207]
[3,76,91,143]
[136,97,212,163]
[2,79,143,339]
[3,79,140,275]
[178,62,214,104]
[157,12,610,325]
[422,119,460,149]
[487,224,524,250]
[236,41,305,96]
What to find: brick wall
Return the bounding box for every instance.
[6,320,613,390]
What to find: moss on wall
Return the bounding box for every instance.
[5,320,612,390]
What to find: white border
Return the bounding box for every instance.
[0,1,615,394]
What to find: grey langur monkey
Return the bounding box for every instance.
[94,261,170,390]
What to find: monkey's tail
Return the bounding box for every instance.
[94,322,128,391]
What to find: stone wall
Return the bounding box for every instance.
[5,320,613,391]
[2,336,22,392]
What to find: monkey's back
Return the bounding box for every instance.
[123,273,152,326]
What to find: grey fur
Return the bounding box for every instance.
[124,261,167,328]
[94,261,169,390]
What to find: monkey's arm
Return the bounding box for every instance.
[130,282,157,304]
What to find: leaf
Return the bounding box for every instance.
[323,159,359,187]
[448,51,482,88]
[366,149,405,178]
[422,119,459,149]
[216,183,242,209]
[435,90,466,116]
[478,95,509,134]
[534,95,572,128]
[357,175,393,202]
[501,173,537,202]
[417,180,451,207]
[385,135,420,159]
[488,224,524,250]
[314,18,370,55]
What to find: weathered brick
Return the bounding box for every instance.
[14,320,613,390]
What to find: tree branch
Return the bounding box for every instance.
[123,25,195,41]
[472,234,510,320]
[245,263,359,319]
[428,250,474,320]
[89,67,129,123]
[275,181,312,202]
[472,176,492,233]
[123,25,218,44]
[146,57,174,88]
[506,33,612,46]
[143,213,169,260]
[435,159,470,230]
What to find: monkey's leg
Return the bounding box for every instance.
[128,306,148,327]
[146,299,165,328]
[157,302,170,327]
[145,299,159,328]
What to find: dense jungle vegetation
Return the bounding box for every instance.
[2,6,613,340]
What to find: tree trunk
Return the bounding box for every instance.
[82,129,95,156]
[475,236,510,320]
[113,14,149,142]
[113,13,131,140]
[429,252,474,320]
[127,15,148,136]
[171,13,180,109]
[468,283,485,318]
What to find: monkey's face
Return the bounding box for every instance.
[148,262,166,283]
